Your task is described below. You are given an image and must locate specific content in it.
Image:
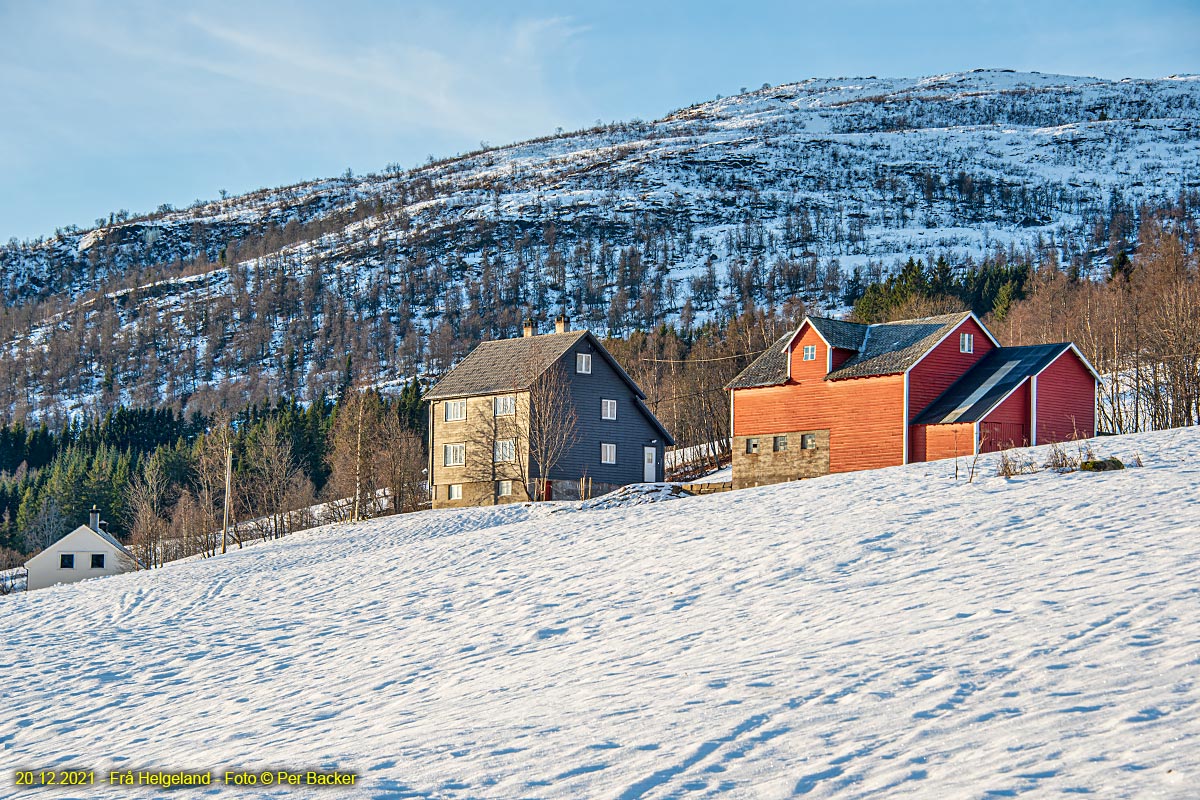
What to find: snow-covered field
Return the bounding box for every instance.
[3,427,1199,798]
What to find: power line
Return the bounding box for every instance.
[638,348,768,364]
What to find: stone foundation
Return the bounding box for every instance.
[732,429,830,489]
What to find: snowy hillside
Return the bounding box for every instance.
[1,70,1199,419]
[4,426,1198,798]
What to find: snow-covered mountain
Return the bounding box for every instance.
[4,426,1198,798]
[2,70,1199,419]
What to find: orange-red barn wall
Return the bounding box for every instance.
[788,326,832,381]
[1036,351,1097,443]
[912,422,976,462]
[732,374,906,473]
[907,318,994,421]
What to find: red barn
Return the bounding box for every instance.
[725,312,1099,489]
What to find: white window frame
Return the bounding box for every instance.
[802,345,817,361]
[576,353,592,374]
[448,484,463,501]
[494,438,516,463]
[444,399,466,422]
[601,442,617,464]
[959,333,974,354]
[801,433,817,450]
[773,435,788,452]
[493,395,516,416]
[497,480,513,497]
[601,398,617,420]
[443,443,465,467]
[746,438,759,454]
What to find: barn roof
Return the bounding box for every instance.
[726,312,978,390]
[910,343,1073,425]
[724,330,793,390]
[805,316,868,351]
[825,312,973,380]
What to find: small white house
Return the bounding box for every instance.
[24,507,136,591]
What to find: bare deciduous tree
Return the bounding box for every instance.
[525,363,579,501]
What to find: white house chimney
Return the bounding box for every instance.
[555,314,569,334]
[523,319,535,338]
[89,505,100,532]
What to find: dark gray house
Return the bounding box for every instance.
[425,317,674,508]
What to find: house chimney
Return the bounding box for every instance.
[555,314,569,334]
[89,505,100,532]
[523,318,535,338]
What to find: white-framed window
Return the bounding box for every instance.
[444,399,466,421]
[801,433,817,450]
[443,443,465,467]
[90,554,105,569]
[59,553,74,569]
[601,398,617,420]
[448,484,463,501]
[494,439,516,462]
[576,353,592,374]
[959,333,974,354]
[494,395,516,416]
[802,345,817,361]
[601,442,617,464]
[497,480,513,497]
[746,438,759,454]
[773,435,788,451]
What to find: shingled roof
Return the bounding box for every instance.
[425,331,592,400]
[725,311,982,390]
[724,330,793,390]
[425,329,652,401]
[806,316,868,351]
[911,344,1073,425]
[825,312,974,380]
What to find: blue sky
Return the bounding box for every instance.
[2,0,1198,242]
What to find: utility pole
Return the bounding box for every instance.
[352,390,364,523]
[222,439,232,555]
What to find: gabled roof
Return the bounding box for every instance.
[425,329,673,444]
[724,330,793,390]
[726,312,983,390]
[804,316,868,351]
[911,343,1073,425]
[425,331,593,400]
[826,312,975,380]
[25,524,136,570]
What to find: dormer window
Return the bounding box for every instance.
[802,345,817,361]
[960,333,974,354]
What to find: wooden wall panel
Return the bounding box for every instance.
[1036,350,1097,443]
[918,422,976,461]
[907,317,995,421]
[732,374,905,473]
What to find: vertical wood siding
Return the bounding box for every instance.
[1035,350,1097,443]
[980,380,1031,452]
[914,422,976,462]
